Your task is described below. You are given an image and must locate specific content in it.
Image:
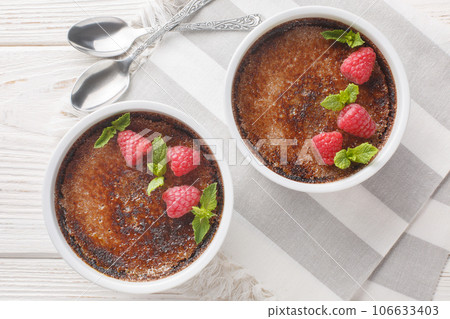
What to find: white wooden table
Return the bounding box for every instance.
[0,0,449,300]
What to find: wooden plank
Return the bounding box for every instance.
[0,125,57,256]
[0,258,197,300]
[0,215,57,257]
[0,47,95,136]
[396,0,450,25]
[0,0,148,46]
[0,47,85,256]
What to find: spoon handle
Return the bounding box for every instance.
[128,0,214,61]
[175,14,262,32]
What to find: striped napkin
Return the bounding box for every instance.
[118,0,450,300]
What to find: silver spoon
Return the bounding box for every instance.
[68,14,262,57]
[71,0,215,111]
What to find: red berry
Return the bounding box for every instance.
[312,131,343,165]
[340,47,376,85]
[167,146,200,177]
[117,130,152,166]
[162,186,201,218]
[337,104,376,138]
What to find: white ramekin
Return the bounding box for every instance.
[225,6,410,193]
[42,100,234,294]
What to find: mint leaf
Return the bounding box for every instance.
[344,83,359,103]
[148,162,167,177]
[346,142,378,164]
[191,183,218,244]
[321,94,343,111]
[94,126,116,148]
[339,90,349,104]
[147,176,164,195]
[200,183,217,212]
[147,163,157,175]
[147,136,167,179]
[334,150,351,169]
[347,30,365,48]
[151,136,167,166]
[111,113,130,131]
[320,84,359,111]
[192,216,211,244]
[321,29,347,42]
[93,113,131,148]
[321,29,365,48]
[155,163,167,176]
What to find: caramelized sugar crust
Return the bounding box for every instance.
[233,18,396,183]
[55,112,224,281]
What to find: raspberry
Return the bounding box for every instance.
[167,146,200,177]
[117,130,151,166]
[162,185,201,218]
[340,47,376,85]
[337,104,376,138]
[312,131,343,165]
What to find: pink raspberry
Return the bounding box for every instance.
[162,186,201,218]
[337,104,376,138]
[340,47,376,85]
[117,130,152,166]
[167,146,200,177]
[312,131,343,165]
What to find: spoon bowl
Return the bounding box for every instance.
[68,17,139,57]
[71,59,131,111]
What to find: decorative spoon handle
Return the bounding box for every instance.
[175,14,262,31]
[128,0,214,61]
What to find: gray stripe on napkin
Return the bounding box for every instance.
[363,145,442,222]
[236,171,382,300]
[123,62,383,300]
[369,233,449,300]
[432,174,450,206]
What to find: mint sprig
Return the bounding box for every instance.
[334,143,378,169]
[321,29,365,48]
[146,136,168,195]
[94,113,130,148]
[191,183,217,244]
[320,84,359,111]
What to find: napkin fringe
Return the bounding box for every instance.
[176,253,274,301]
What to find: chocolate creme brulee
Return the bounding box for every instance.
[55,112,224,281]
[232,18,396,183]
